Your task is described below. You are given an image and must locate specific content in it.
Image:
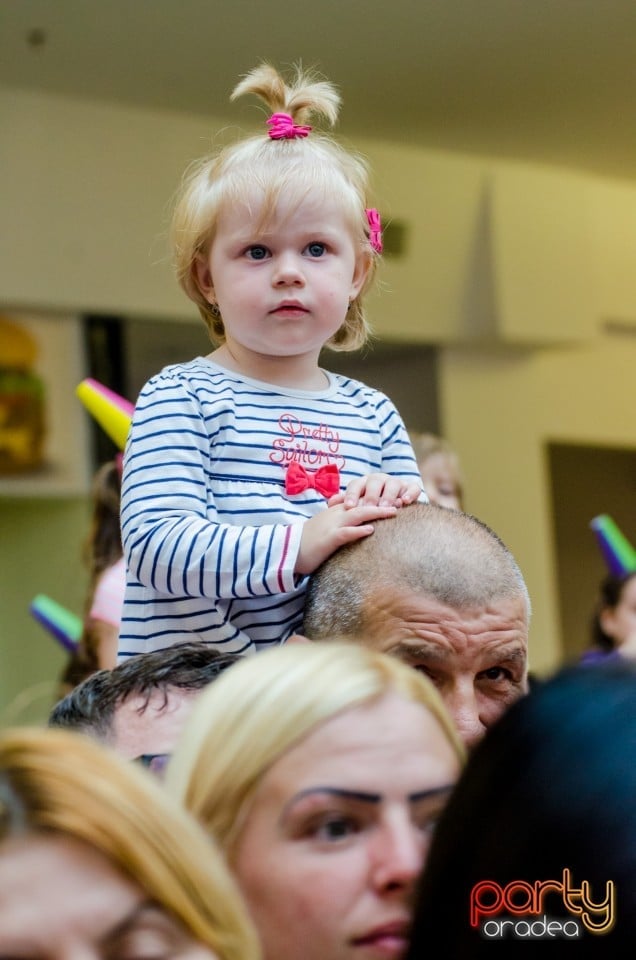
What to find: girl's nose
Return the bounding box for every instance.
[272,253,304,286]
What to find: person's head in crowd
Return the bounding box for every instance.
[166,643,465,960]
[584,570,636,661]
[405,661,636,954]
[57,458,124,693]
[301,502,531,748]
[407,431,464,511]
[49,642,242,771]
[83,457,124,579]
[0,726,259,960]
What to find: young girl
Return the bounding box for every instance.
[119,63,425,659]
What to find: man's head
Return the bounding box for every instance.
[49,643,242,766]
[302,502,531,749]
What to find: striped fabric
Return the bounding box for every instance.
[118,357,423,659]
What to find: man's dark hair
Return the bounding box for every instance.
[48,642,242,742]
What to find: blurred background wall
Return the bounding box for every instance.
[3,5,636,719]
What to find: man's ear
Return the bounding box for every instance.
[285,633,313,645]
[193,254,215,303]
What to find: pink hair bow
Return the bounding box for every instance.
[267,112,312,140]
[285,462,340,499]
[365,208,383,254]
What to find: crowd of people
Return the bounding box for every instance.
[11,60,636,956]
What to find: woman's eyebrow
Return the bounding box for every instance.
[287,787,382,808]
[284,784,456,813]
[409,784,455,803]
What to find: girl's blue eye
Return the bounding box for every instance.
[247,245,269,260]
[306,242,326,258]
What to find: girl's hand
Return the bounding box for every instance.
[335,472,423,509]
[295,501,397,576]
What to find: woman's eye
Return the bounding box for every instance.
[246,245,269,260]
[312,814,359,841]
[305,242,326,257]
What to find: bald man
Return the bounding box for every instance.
[301,502,531,748]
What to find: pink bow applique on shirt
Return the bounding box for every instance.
[285,462,340,498]
[267,113,313,140]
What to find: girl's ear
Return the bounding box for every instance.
[349,251,372,300]
[193,254,215,303]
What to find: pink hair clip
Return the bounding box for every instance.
[366,208,383,254]
[267,112,312,140]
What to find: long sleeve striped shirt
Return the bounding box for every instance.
[118,357,424,659]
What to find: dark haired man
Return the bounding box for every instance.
[49,642,241,770]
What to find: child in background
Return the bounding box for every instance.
[409,431,464,511]
[59,459,124,693]
[581,570,636,664]
[119,62,425,658]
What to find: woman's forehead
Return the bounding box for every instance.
[261,695,450,792]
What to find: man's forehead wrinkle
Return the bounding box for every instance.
[367,589,527,630]
[387,635,527,664]
[387,641,452,663]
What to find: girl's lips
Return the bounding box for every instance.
[270,301,308,313]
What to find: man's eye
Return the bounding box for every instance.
[246,245,269,260]
[480,666,512,682]
[413,665,439,685]
[305,242,326,257]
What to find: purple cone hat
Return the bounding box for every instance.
[590,514,636,577]
[29,594,82,652]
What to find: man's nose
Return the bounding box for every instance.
[445,684,486,751]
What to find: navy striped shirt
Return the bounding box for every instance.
[118,357,424,658]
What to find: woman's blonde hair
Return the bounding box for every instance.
[0,727,259,960]
[165,642,465,857]
[171,62,378,349]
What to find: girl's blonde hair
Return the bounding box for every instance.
[0,727,259,960]
[171,62,379,349]
[165,642,465,857]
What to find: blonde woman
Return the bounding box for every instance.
[0,727,259,960]
[166,643,465,960]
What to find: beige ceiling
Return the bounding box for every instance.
[2,0,636,181]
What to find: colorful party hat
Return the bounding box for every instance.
[589,514,636,577]
[29,594,82,652]
[76,378,134,451]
